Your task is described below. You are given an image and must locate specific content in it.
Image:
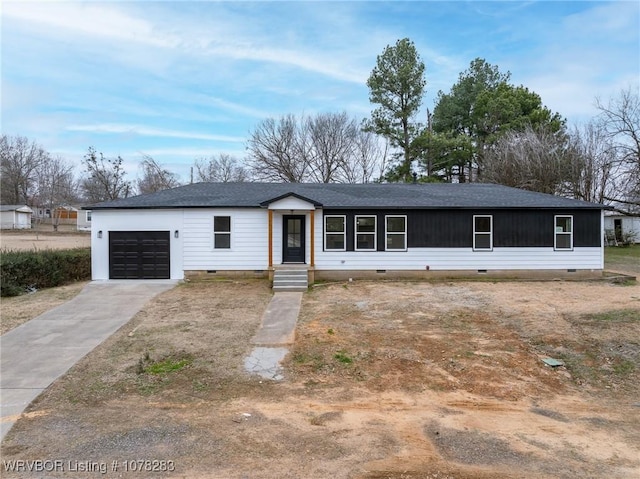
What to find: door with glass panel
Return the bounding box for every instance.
[282,215,305,263]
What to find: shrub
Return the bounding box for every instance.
[0,248,91,297]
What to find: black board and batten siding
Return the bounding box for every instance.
[323,209,601,251]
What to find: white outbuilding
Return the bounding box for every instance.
[0,205,33,229]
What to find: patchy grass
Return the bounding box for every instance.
[582,309,640,322]
[140,353,193,375]
[605,244,640,275]
[333,350,354,364]
[612,359,635,375]
[532,309,640,390]
[606,243,640,259]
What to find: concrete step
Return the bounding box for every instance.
[273,277,308,283]
[272,285,308,292]
[274,280,308,287]
[273,269,308,291]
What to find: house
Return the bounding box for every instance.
[77,209,92,231]
[53,206,78,220]
[604,212,640,245]
[0,205,33,229]
[87,182,606,284]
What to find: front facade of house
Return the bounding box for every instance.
[88,183,605,281]
[0,205,33,229]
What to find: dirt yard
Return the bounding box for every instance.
[2,277,639,478]
[0,227,91,251]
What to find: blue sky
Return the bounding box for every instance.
[2,1,639,182]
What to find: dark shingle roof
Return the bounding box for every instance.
[87,183,605,210]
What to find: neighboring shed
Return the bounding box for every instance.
[0,205,33,229]
[604,212,640,244]
[86,183,607,283]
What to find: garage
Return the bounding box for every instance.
[109,231,170,279]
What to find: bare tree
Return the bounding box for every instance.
[81,147,132,203]
[341,130,388,183]
[483,125,572,195]
[247,114,307,182]
[137,155,181,194]
[34,156,78,231]
[193,154,249,182]
[563,122,617,204]
[303,112,357,183]
[248,112,387,183]
[0,135,49,204]
[596,87,640,211]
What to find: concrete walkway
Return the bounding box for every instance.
[251,292,303,346]
[245,292,303,380]
[0,280,177,441]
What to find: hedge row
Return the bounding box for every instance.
[0,248,91,297]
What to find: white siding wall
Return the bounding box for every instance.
[605,215,640,243]
[314,247,603,270]
[0,211,15,229]
[313,212,602,271]
[91,209,184,280]
[15,211,31,228]
[77,210,92,230]
[630,217,640,241]
[183,209,269,270]
[268,197,316,210]
[1,211,32,229]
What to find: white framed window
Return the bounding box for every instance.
[473,215,492,251]
[554,215,573,250]
[355,215,376,251]
[86,211,92,222]
[213,216,231,249]
[385,215,407,250]
[324,215,346,251]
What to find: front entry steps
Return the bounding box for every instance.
[272,269,308,292]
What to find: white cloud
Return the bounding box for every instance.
[66,124,245,143]
[204,97,272,120]
[3,1,368,84]
[2,2,180,48]
[136,147,247,159]
[202,44,366,84]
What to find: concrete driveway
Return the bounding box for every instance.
[0,280,177,441]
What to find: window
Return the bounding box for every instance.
[324,215,346,251]
[86,211,92,222]
[554,215,573,250]
[355,215,376,251]
[473,215,492,251]
[385,215,407,250]
[213,216,231,249]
